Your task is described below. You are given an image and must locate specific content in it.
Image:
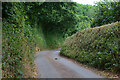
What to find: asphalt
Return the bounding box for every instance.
[35,49,103,78]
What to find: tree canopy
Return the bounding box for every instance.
[91,0,120,27]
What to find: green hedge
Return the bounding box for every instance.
[60,22,120,73]
[2,3,36,78]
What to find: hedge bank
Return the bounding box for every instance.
[60,22,120,73]
[2,3,36,78]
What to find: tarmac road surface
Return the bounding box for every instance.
[35,49,103,78]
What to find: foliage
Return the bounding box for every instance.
[91,0,120,27]
[24,2,80,48]
[76,4,95,17]
[70,3,95,36]
[60,22,120,73]
[23,2,94,48]
[2,2,36,78]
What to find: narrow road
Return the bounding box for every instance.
[35,49,103,78]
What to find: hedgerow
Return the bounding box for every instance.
[60,22,120,73]
[2,3,36,78]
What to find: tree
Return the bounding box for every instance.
[91,0,120,27]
